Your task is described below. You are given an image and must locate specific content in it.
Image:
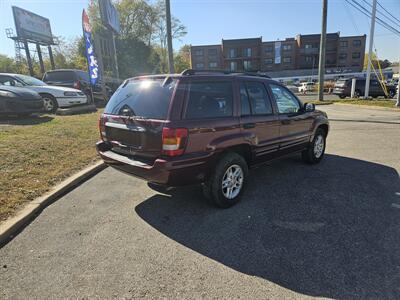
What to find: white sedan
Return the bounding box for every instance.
[0,73,88,112]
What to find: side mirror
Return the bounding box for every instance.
[304,102,315,112]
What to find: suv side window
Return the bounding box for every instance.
[240,81,273,115]
[185,81,233,119]
[269,84,301,114]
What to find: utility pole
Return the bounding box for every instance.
[165,0,175,74]
[317,0,327,101]
[365,0,377,99]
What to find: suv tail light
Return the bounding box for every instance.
[73,81,81,90]
[99,114,108,141]
[162,127,188,156]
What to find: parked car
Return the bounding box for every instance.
[333,78,397,99]
[298,82,315,93]
[42,69,111,103]
[0,85,43,116]
[96,70,329,208]
[285,85,299,94]
[0,73,88,113]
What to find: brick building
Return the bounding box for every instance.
[190,32,366,77]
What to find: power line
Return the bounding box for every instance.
[349,0,400,32]
[359,0,400,28]
[345,0,400,37]
[377,0,400,24]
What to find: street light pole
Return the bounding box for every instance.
[317,0,328,101]
[165,0,175,74]
[365,0,377,99]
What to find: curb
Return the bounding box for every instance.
[0,161,107,246]
[332,103,400,111]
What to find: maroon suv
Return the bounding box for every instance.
[96,70,329,207]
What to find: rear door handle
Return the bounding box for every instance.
[243,123,255,129]
[281,119,291,125]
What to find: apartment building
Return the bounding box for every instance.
[190,32,366,77]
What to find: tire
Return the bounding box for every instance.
[302,128,327,164]
[203,152,248,208]
[339,95,346,99]
[41,94,58,113]
[354,90,361,98]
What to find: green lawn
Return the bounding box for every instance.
[0,110,102,222]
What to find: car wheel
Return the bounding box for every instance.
[302,128,326,164]
[339,95,346,99]
[388,90,395,99]
[41,94,58,113]
[354,90,361,98]
[203,152,248,208]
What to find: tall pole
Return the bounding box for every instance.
[165,0,175,74]
[365,0,377,99]
[23,40,34,76]
[317,0,327,101]
[111,32,120,82]
[36,43,45,75]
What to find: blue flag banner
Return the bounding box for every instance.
[82,10,99,86]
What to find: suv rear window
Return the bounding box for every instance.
[43,71,76,82]
[185,81,233,119]
[104,78,176,119]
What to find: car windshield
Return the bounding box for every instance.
[15,74,47,86]
[104,78,176,119]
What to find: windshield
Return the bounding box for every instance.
[104,78,176,119]
[43,71,76,82]
[15,74,47,86]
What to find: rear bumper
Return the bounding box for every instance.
[96,141,213,186]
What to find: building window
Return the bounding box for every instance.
[353,40,361,47]
[243,60,252,70]
[339,53,347,60]
[243,48,252,57]
[209,62,218,68]
[305,44,313,49]
[194,49,204,56]
[283,44,292,51]
[264,58,273,64]
[265,46,273,53]
[229,48,237,58]
[208,49,217,55]
[340,41,348,47]
[196,63,204,69]
[352,52,361,59]
[229,61,237,71]
[283,57,292,63]
[305,56,314,62]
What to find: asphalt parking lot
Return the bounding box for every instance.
[1,105,399,299]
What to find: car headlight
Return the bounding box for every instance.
[64,91,78,97]
[0,90,17,97]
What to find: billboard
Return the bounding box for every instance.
[12,6,53,44]
[99,0,120,34]
[274,41,281,64]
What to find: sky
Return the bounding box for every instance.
[0,0,399,62]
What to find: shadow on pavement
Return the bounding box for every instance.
[0,114,53,126]
[135,154,400,299]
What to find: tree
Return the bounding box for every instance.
[0,55,18,73]
[363,53,392,71]
[174,44,191,73]
[152,0,187,73]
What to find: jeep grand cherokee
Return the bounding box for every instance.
[96,70,329,208]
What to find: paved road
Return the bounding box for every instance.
[1,105,400,299]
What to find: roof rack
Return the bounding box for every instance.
[180,69,271,78]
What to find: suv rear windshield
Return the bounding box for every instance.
[43,71,76,82]
[104,78,176,119]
